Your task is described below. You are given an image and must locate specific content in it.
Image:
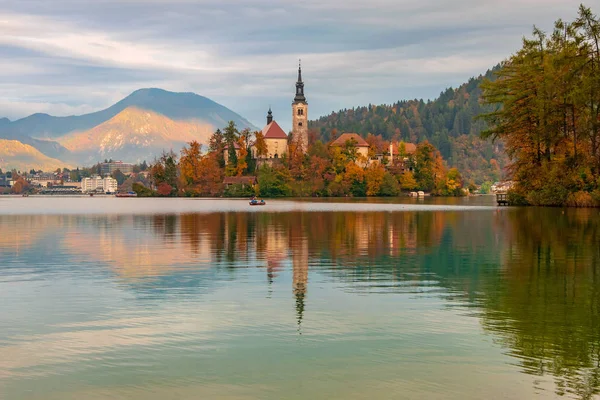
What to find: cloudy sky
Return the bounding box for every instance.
[0,0,586,130]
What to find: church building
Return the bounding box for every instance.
[252,62,308,160]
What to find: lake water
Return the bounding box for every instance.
[1,197,599,399]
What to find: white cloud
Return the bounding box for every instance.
[0,0,588,125]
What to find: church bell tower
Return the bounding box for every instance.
[292,60,308,151]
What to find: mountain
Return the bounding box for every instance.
[58,107,214,164]
[0,139,69,172]
[309,67,507,184]
[1,88,254,139]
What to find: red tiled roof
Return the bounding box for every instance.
[262,121,288,139]
[223,176,257,185]
[223,142,241,150]
[391,142,417,155]
[330,133,369,147]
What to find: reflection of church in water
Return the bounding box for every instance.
[292,235,308,333]
[261,219,309,333]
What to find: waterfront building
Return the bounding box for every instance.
[223,176,257,190]
[81,175,118,193]
[0,174,14,188]
[330,133,370,165]
[100,161,133,176]
[389,142,417,161]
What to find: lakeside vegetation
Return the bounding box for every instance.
[480,5,600,207]
[309,68,507,187]
[140,122,467,198]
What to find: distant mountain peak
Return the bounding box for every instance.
[1,88,255,140]
[57,106,214,165]
[0,139,70,171]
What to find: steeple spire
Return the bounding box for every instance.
[266,106,273,124]
[294,59,306,103]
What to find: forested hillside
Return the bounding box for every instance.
[309,67,507,184]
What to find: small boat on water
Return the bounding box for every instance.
[116,192,138,198]
[249,199,266,206]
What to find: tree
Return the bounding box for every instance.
[365,163,385,196]
[157,182,173,196]
[196,154,224,196]
[209,128,226,168]
[254,131,268,158]
[379,172,400,196]
[479,6,600,205]
[111,169,127,186]
[179,141,203,194]
[257,165,292,197]
[343,162,366,196]
[341,138,359,162]
[234,129,252,176]
[132,182,155,197]
[444,168,464,196]
[414,141,436,191]
[224,121,239,169]
[11,176,29,194]
[150,151,178,196]
[399,171,418,191]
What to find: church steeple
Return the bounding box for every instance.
[266,106,273,124]
[294,59,306,103]
[292,60,308,151]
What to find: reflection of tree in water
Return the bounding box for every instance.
[52,207,599,397]
[480,208,600,399]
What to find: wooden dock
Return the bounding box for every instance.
[496,193,509,206]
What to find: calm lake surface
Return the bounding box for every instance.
[1,196,599,399]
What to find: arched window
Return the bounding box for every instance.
[298,122,303,127]
[297,109,303,116]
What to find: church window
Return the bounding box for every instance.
[298,122,303,127]
[297,109,303,116]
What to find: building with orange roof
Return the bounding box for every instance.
[329,133,370,164]
[389,141,417,161]
[251,108,289,161]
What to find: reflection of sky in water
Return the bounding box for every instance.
[0,198,598,399]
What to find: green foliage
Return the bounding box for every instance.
[111,169,127,185]
[310,68,507,184]
[414,142,436,191]
[224,183,255,198]
[507,190,529,206]
[224,121,239,168]
[150,151,178,196]
[257,165,292,197]
[379,173,400,196]
[479,5,600,207]
[480,181,492,194]
[132,182,155,197]
[209,128,226,168]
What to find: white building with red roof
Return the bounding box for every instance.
[252,108,289,160]
[330,133,370,161]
